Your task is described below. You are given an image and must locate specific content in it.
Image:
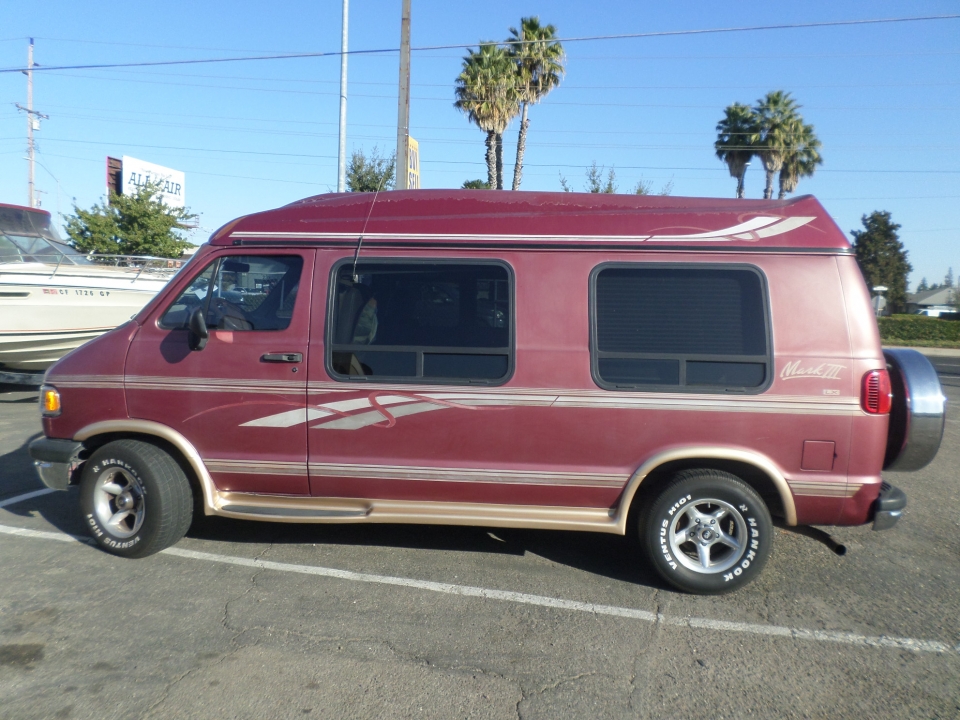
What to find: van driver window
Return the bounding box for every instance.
[329,261,511,383]
[160,255,303,331]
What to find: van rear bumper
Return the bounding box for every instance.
[872,482,907,531]
[28,438,84,491]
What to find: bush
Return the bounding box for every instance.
[878,315,960,347]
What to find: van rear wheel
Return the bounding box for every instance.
[642,469,772,594]
[79,439,193,558]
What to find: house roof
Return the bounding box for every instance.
[909,287,956,306]
[211,191,852,252]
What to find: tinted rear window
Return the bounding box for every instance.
[593,266,770,391]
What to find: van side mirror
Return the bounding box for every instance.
[188,307,209,351]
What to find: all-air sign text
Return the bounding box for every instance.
[120,156,186,208]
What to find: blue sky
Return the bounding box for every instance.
[1,1,958,288]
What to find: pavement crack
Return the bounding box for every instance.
[141,666,200,718]
[143,547,272,718]
[221,544,271,635]
[536,671,600,695]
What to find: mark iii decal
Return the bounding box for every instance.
[780,361,845,381]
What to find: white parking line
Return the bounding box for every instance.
[1,489,957,656]
[0,487,55,508]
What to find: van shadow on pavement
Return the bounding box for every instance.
[1,435,667,592]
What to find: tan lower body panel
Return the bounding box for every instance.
[210,491,621,534]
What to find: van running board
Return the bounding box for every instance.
[210,492,621,534]
[220,504,367,519]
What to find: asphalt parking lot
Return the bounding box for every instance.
[1,358,958,719]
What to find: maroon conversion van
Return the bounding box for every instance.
[28,191,946,593]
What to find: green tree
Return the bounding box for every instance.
[346,146,395,192]
[507,17,565,191]
[585,162,616,193]
[714,103,759,198]
[851,211,913,312]
[461,179,491,189]
[454,43,520,189]
[945,267,954,288]
[917,277,929,291]
[777,119,822,199]
[755,91,802,200]
[65,183,196,258]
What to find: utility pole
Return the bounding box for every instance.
[337,0,349,192]
[15,39,48,208]
[395,0,412,190]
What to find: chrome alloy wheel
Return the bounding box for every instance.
[92,468,145,539]
[667,498,748,574]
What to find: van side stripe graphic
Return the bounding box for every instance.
[310,463,625,487]
[239,389,860,431]
[230,216,816,244]
[206,460,309,476]
[788,481,862,498]
[204,459,623,487]
[202,460,860,498]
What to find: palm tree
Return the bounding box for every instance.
[714,103,759,198]
[454,43,520,189]
[778,120,822,199]
[507,17,565,190]
[754,91,801,199]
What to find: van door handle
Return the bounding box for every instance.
[261,352,303,363]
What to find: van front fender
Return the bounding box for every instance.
[73,420,217,514]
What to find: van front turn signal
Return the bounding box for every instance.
[40,385,61,417]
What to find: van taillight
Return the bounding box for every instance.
[861,369,892,414]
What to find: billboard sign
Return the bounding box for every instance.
[407,137,420,189]
[121,156,185,208]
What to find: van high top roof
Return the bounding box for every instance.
[213,190,851,253]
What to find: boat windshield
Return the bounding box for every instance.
[0,234,93,265]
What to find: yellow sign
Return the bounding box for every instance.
[407,137,420,189]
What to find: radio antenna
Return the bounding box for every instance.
[352,175,388,282]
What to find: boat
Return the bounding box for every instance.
[0,203,176,375]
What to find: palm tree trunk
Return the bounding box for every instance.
[736,170,745,199]
[484,132,496,189]
[764,169,775,199]
[512,103,530,191]
[778,187,787,200]
[495,133,504,190]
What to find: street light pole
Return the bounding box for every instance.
[337,0,349,193]
[395,0,412,190]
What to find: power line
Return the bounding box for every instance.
[23,111,960,151]
[39,66,960,91]
[14,36,960,62]
[26,137,960,175]
[30,36,308,54]
[2,14,958,74]
[29,71,960,111]
[33,150,960,201]
[21,103,960,139]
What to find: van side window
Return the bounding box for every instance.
[592,265,770,392]
[329,261,511,383]
[159,255,303,331]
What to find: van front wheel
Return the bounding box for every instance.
[642,469,772,594]
[79,439,193,558]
